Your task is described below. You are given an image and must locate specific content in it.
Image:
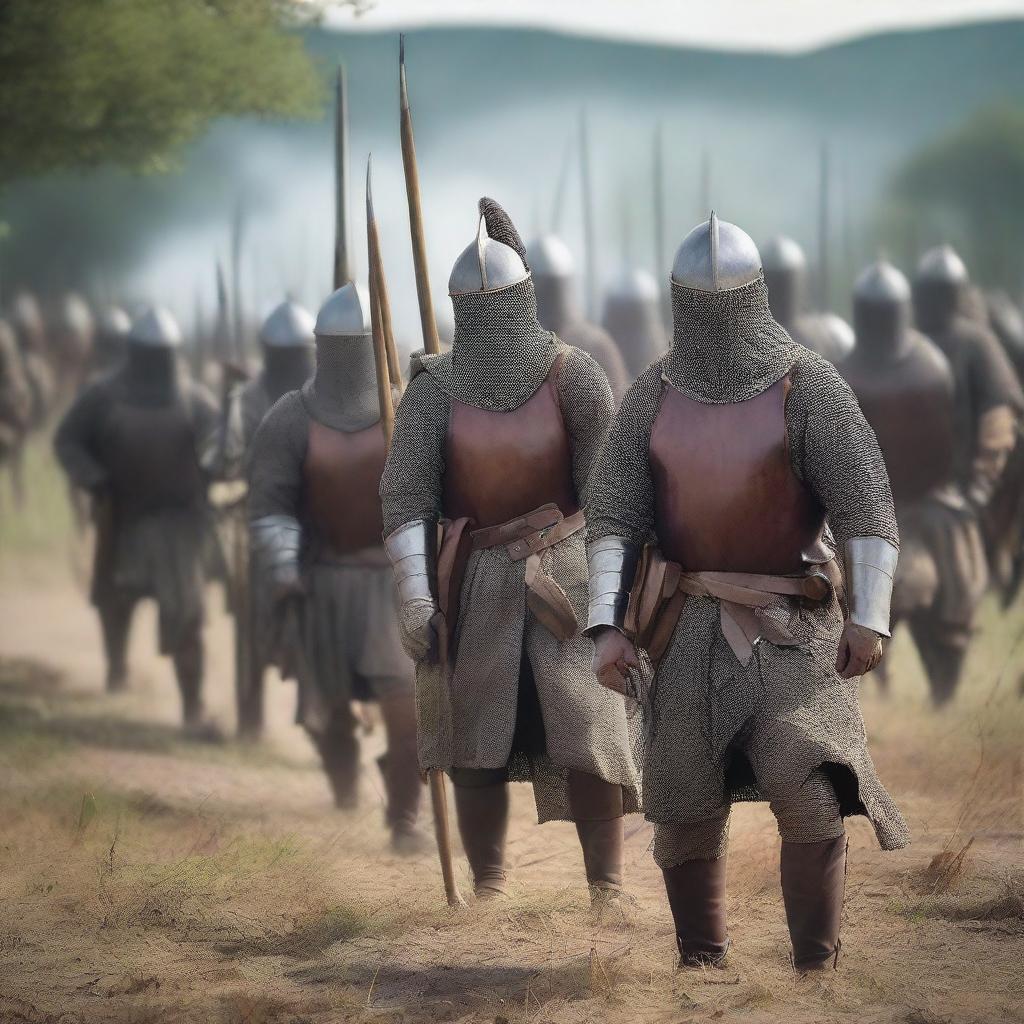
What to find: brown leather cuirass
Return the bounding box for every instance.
[649,375,825,573]
[101,402,205,517]
[844,341,955,503]
[303,418,386,555]
[442,354,578,527]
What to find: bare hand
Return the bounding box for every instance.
[836,621,884,679]
[592,628,640,695]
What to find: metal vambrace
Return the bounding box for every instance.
[384,519,438,606]
[844,536,898,637]
[251,514,302,586]
[585,536,641,635]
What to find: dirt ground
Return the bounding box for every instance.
[1,442,1022,1024]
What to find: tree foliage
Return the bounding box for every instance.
[0,0,325,183]
[889,104,1024,289]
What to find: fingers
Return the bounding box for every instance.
[595,660,627,695]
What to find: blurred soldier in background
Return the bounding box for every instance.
[248,282,424,852]
[600,266,669,380]
[0,318,32,476]
[90,306,132,379]
[913,246,1024,623]
[381,198,639,902]
[51,293,96,401]
[527,234,631,401]
[842,262,973,705]
[586,215,907,970]
[208,298,316,739]
[761,236,855,365]
[54,308,219,728]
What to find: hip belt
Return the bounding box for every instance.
[626,547,841,665]
[437,503,585,653]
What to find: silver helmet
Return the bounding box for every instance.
[527,234,575,279]
[672,212,762,292]
[260,299,316,348]
[99,305,132,337]
[854,261,911,305]
[760,235,807,274]
[915,244,968,286]
[449,217,530,296]
[314,282,370,337]
[818,312,856,361]
[130,306,182,347]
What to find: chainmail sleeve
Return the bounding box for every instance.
[556,346,614,500]
[586,362,663,546]
[247,391,309,522]
[786,351,899,553]
[380,370,451,536]
[53,378,111,492]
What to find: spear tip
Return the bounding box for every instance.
[365,153,374,213]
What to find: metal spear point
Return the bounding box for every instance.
[367,155,464,908]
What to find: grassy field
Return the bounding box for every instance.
[0,445,1021,1024]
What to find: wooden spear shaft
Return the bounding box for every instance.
[399,35,441,356]
[366,156,463,909]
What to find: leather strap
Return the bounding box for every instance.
[469,503,585,558]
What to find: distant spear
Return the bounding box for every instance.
[551,136,574,236]
[699,149,712,220]
[215,260,230,363]
[818,141,831,310]
[230,199,246,362]
[365,155,403,398]
[399,35,441,356]
[653,123,666,277]
[579,109,597,320]
[333,65,351,290]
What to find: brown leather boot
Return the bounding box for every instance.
[780,836,848,972]
[310,716,361,809]
[662,857,730,967]
[452,778,510,898]
[377,695,427,854]
[568,769,626,897]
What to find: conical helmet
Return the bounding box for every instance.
[672,212,761,292]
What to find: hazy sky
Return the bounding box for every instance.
[325,0,1024,52]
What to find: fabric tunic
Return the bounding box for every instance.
[247,390,411,730]
[381,337,641,823]
[587,277,908,851]
[54,368,218,652]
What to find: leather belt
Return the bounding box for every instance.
[470,503,585,561]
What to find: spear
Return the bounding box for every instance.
[333,65,351,290]
[365,156,403,398]
[399,35,441,356]
[579,109,597,320]
[230,199,246,363]
[818,141,831,310]
[367,155,463,909]
[699,148,712,220]
[653,122,666,277]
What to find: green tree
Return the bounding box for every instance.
[888,104,1024,290]
[0,0,325,183]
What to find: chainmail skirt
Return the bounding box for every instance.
[640,592,909,851]
[415,533,641,823]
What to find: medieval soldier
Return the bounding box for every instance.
[527,233,631,401]
[54,308,218,726]
[247,283,424,852]
[0,318,31,474]
[842,262,981,706]
[600,266,669,380]
[380,198,640,903]
[51,292,96,400]
[761,236,855,365]
[586,215,908,971]
[912,246,1023,613]
[211,298,317,738]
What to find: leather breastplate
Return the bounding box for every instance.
[649,375,825,573]
[844,340,955,503]
[442,353,578,527]
[303,418,385,555]
[100,401,205,517]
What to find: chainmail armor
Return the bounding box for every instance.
[666,275,802,404]
[380,344,639,822]
[301,335,381,431]
[587,348,907,852]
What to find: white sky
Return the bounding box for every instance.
[322,0,1024,52]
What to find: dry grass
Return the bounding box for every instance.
[0,494,1022,1023]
